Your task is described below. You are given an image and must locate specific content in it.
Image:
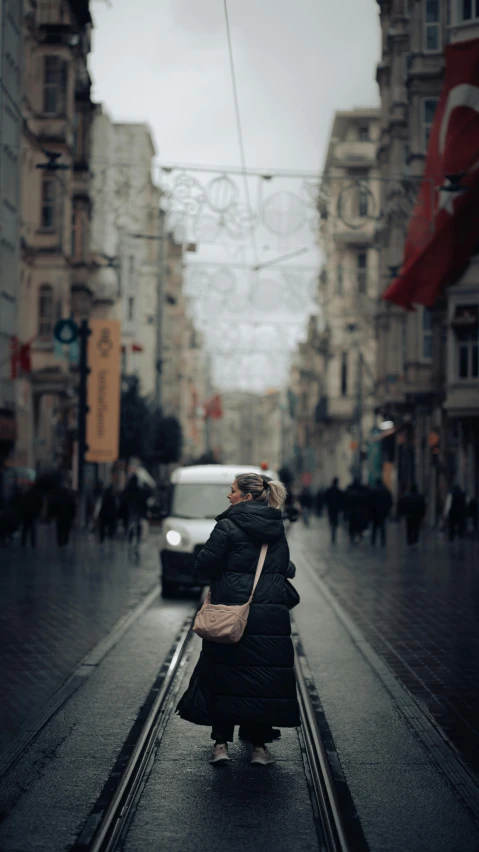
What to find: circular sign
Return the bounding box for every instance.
[54,318,78,344]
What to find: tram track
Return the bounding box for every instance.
[71,600,354,852]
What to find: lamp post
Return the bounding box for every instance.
[130,207,166,412]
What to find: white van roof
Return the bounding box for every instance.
[171,465,278,484]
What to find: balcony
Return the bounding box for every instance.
[37,1,71,27]
[327,395,355,421]
[333,140,377,168]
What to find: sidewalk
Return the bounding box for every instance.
[289,517,479,778]
[0,526,160,759]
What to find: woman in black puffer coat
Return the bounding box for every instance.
[177,472,300,766]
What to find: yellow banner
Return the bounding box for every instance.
[86,319,121,464]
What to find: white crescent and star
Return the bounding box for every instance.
[437,83,479,215]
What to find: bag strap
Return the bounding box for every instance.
[248,543,268,603]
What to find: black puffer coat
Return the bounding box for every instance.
[177,501,300,729]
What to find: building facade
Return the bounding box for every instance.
[375,0,479,511]
[15,0,93,472]
[90,110,161,399]
[0,0,22,486]
[317,109,381,487]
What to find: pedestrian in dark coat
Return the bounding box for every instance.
[49,483,76,547]
[20,485,43,548]
[324,477,344,544]
[345,479,371,544]
[177,472,300,766]
[98,485,118,542]
[370,478,393,547]
[447,485,467,541]
[397,484,426,547]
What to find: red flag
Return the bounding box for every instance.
[10,336,19,380]
[19,342,32,374]
[384,38,479,309]
[203,393,223,420]
[131,343,143,352]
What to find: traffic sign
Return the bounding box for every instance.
[54,318,78,344]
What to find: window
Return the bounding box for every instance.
[452,305,479,379]
[457,330,479,379]
[421,308,433,360]
[423,99,439,151]
[461,0,479,21]
[127,296,135,322]
[43,56,66,115]
[358,182,369,217]
[340,352,348,397]
[41,176,55,229]
[424,0,440,51]
[337,263,344,296]
[401,320,408,374]
[358,124,369,141]
[357,251,367,294]
[38,284,54,338]
[71,209,78,257]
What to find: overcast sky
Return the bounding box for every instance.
[89,0,381,391]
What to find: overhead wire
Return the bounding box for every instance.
[223,0,260,272]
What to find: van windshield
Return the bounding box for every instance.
[171,483,229,520]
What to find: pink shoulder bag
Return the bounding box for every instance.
[193,544,268,644]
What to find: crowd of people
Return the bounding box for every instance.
[0,472,151,550]
[289,479,477,548]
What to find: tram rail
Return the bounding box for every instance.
[71,601,351,852]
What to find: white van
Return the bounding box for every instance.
[159,464,278,596]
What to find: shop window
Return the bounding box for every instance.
[424,0,441,51]
[38,284,54,338]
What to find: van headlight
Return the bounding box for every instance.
[166,530,182,547]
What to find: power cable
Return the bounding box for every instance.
[223,0,260,271]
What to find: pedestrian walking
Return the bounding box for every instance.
[444,485,467,541]
[49,481,76,547]
[177,472,300,766]
[468,495,478,534]
[324,477,344,544]
[398,484,426,548]
[20,484,43,548]
[370,478,393,547]
[345,478,371,544]
[123,474,147,549]
[98,485,118,542]
[298,486,314,526]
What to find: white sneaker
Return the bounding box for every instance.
[209,743,230,764]
[251,746,275,765]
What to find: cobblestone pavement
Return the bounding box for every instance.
[0,524,161,758]
[289,518,479,779]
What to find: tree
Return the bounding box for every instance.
[119,376,151,462]
[146,409,183,465]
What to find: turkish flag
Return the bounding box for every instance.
[203,393,223,420]
[384,38,479,309]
